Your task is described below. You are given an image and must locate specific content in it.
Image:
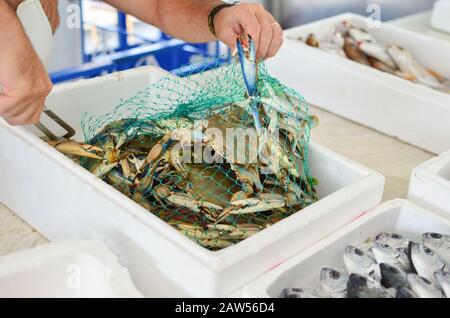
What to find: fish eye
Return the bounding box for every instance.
[330,270,341,280]
[381,244,390,248]
[391,234,401,239]
[430,233,442,239]
[424,246,434,255]
[355,248,364,256]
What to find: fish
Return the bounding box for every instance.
[347,273,392,298]
[343,38,370,66]
[320,268,348,298]
[375,233,410,249]
[397,247,415,273]
[406,274,444,298]
[280,287,328,298]
[319,42,346,58]
[358,41,397,69]
[395,286,417,298]
[343,246,375,276]
[386,45,443,89]
[434,271,450,298]
[408,242,445,282]
[300,22,450,94]
[422,232,450,263]
[367,56,398,75]
[278,232,450,298]
[380,263,408,289]
[370,243,401,267]
[305,34,320,48]
[329,27,345,48]
[348,27,375,43]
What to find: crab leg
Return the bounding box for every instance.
[216,193,286,223]
[48,140,104,160]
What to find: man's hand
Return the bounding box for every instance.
[104,0,283,60]
[214,3,283,60]
[0,1,53,126]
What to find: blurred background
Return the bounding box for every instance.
[49,0,438,82]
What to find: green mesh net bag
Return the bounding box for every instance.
[73,57,319,250]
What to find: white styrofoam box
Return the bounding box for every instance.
[408,149,450,219]
[234,199,450,298]
[267,13,450,154]
[0,66,384,297]
[431,0,450,34]
[0,240,143,298]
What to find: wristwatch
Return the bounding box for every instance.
[208,1,240,37]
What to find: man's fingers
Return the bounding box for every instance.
[266,22,283,58]
[214,3,283,58]
[6,102,42,126]
[2,96,45,126]
[0,95,27,118]
[238,9,261,52]
[0,92,44,118]
[265,12,283,59]
[217,27,239,52]
[255,10,273,60]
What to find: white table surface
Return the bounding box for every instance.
[0,10,445,256]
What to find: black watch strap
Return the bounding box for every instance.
[208,1,239,37]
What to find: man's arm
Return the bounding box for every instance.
[104,0,283,60]
[0,0,52,125]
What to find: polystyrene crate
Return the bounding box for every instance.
[0,240,143,298]
[408,149,450,219]
[234,199,450,297]
[0,66,384,297]
[431,0,450,34]
[267,13,450,154]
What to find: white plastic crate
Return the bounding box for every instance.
[267,13,450,154]
[0,240,143,298]
[431,0,450,34]
[0,66,384,297]
[408,149,450,219]
[235,199,450,297]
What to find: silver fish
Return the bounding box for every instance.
[406,274,444,298]
[386,45,443,89]
[347,273,392,298]
[343,246,375,276]
[348,27,376,43]
[371,243,401,267]
[320,268,348,298]
[319,42,346,58]
[280,287,328,298]
[375,233,410,249]
[434,271,450,298]
[422,232,450,263]
[330,28,345,48]
[358,41,397,69]
[395,286,417,298]
[397,247,414,273]
[409,242,445,282]
[380,263,407,289]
